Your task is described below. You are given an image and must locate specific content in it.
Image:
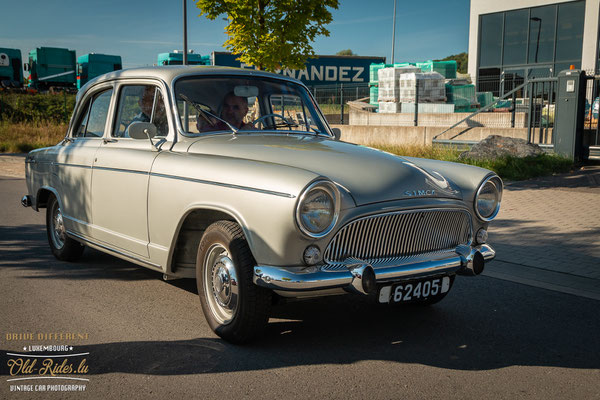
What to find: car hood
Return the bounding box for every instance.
[186,134,462,205]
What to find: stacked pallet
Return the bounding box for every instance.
[377,66,420,113]
[399,72,446,103]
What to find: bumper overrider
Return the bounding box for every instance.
[253,244,495,295]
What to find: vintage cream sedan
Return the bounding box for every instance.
[22,66,501,343]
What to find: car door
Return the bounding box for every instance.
[54,85,114,237]
[90,81,171,258]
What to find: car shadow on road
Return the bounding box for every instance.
[0,225,159,281]
[2,276,599,375]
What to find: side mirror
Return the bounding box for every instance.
[128,122,157,140]
[331,127,341,141]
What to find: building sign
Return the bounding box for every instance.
[211,52,385,86]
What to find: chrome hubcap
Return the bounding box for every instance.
[204,244,239,325]
[51,202,66,249]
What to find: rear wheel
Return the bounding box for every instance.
[46,195,84,261]
[196,220,271,344]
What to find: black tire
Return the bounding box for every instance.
[196,220,271,344]
[46,195,84,261]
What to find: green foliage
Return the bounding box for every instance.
[336,49,355,56]
[0,92,75,124]
[373,144,573,181]
[436,52,468,74]
[196,0,339,71]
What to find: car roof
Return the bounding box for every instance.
[78,65,303,101]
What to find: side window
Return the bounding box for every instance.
[113,85,169,138]
[73,101,91,138]
[74,89,113,138]
[85,90,113,137]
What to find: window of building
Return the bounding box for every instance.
[503,9,529,66]
[555,1,585,63]
[477,1,585,89]
[479,13,504,67]
[528,5,556,64]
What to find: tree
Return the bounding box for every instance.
[336,49,355,56]
[435,52,468,74]
[196,0,339,72]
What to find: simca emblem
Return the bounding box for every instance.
[405,189,436,196]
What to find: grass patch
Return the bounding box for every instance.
[0,122,66,153]
[371,143,574,181]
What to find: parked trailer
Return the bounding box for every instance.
[77,53,122,89]
[25,47,76,90]
[0,47,23,88]
[157,52,208,66]
[210,52,385,86]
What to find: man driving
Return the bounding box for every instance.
[197,92,253,132]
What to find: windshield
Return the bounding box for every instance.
[175,76,331,136]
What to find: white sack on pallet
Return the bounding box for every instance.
[377,67,421,102]
[399,72,446,103]
[378,101,402,113]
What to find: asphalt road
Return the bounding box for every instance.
[1,176,599,399]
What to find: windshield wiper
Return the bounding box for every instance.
[179,94,238,134]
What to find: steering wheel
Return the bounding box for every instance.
[252,113,294,130]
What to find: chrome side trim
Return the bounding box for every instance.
[93,166,149,175]
[254,244,495,292]
[150,172,295,199]
[67,230,161,269]
[54,162,92,169]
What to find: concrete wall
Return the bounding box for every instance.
[331,124,529,147]
[468,0,600,78]
[349,105,527,128]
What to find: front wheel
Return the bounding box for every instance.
[46,195,84,261]
[196,220,271,343]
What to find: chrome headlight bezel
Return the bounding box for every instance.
[474,174,503,222]
[295,180,340,238]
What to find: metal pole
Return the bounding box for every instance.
[414,81,419,127]
[340,84,344,125]
[183,0,189,131]
[527,82,534,143]
[391,0,397,64]
[511,91,516,128]
[183,0,188,65]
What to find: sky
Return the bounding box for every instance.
[0,0,470,69]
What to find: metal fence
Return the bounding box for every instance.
[308,83,370,124]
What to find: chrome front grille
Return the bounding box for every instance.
[323,209,472,264]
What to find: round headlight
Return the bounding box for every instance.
[296,180,339,238]
[474,175,503,221]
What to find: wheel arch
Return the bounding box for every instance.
[166,205,254,277]
[36,186,62,211]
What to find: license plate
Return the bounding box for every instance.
[378,276,450,303]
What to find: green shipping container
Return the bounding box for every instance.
[0,48,23,87]
[28,47,77,89]
[77,53,122,89]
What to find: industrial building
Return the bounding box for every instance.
[468,0,599,94]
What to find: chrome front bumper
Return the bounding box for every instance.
[253,244,495,295]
